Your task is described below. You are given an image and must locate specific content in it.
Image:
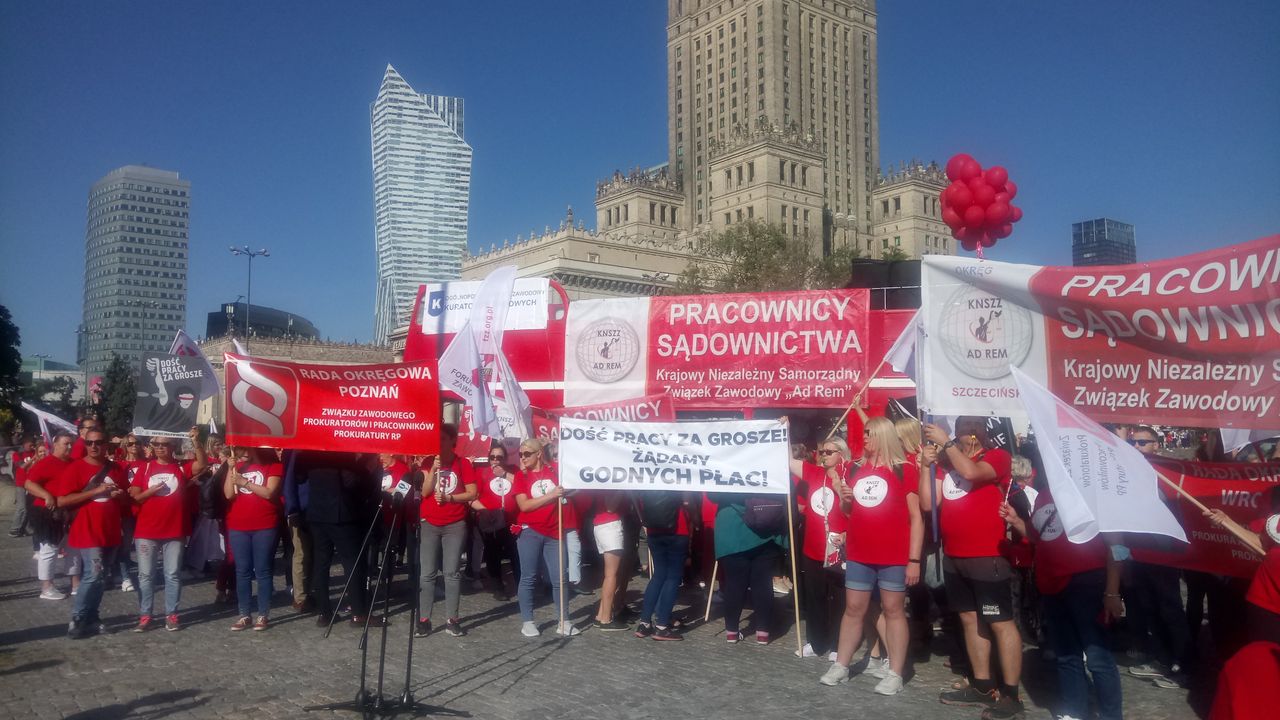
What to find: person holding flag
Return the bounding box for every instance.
[415,424,478,639]
[513,438,579,637]
[919,417,1024,720]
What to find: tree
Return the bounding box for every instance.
[22,376,80,419]
[882,246,909,262]
[95,354,136,436]
[0,305,22,437]
[672,221,864,294]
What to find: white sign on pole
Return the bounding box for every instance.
[418,278,550,336]
[558,417,790,495]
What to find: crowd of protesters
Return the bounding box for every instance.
[5,412,1280,720]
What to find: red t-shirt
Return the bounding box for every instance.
[1209,641,1280,720]
[1029,489,1106,595]
[13,450,33,484]
[794,462,848,564]
[132,460,194,540]
[71,437,87,460]
[1246,537,1280,616]
[939,447,1011,558]
[593,491,623,526]
[25,455,71,508]
[514,465,576,538]
[53,459,128,549]
[225,462,283,532]
[700,494,718,529]
[844,462,917,566]
[419,457,475,526]
[476,465,518,515]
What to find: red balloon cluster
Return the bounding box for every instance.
[940,153,1023,252]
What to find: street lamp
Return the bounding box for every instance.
[32,353,51,376]
[228,246,270,338]
[74,326,103,408]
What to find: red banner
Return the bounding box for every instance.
[1132,458,1280,578]
[564,289,870,409]
[224,354,441,456]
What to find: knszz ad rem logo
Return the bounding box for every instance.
[576,317,640,383]
[939,287,1033,380]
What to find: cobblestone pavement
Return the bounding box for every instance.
[0,507,1204,719]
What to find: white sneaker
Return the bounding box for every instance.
[121,579,135,593]
[866,656,890,679]
[70,587,78,596]
[828,651,839,662]
[521,621,540,637]
[40,588,67,601]
[873,670,904,695]
[795,643,817,658]
[819,662,850,686]
[556,621,581,636]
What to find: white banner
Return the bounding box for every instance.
[564,297,652,406]
[558,417,790,494]
[1012,367,1187,544]
[418,277,549,336]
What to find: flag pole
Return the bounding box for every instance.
[703,559,719,623]
[1153,468,1264,557]
[824,354,890,442]
[557,499,567,630]
[786,487,804,658]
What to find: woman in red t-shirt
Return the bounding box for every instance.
[129,428,207,632]
[820,417,922,696]
[788,434,852,661]
[470,445,520,600]
[513,438,578,637]
[222,448,282,631]
[414,424,477,639]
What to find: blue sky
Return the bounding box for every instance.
[2,0,1277,363]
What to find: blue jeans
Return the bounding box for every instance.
[136,538,184,616]
[229,528,277,618]
[640,534,689,627]
[72,546,107,624]
[516,529,563,622]
[1042,569,1123,720]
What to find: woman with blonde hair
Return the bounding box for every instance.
[512,437,580,637]
[788,433,852,659]
[820,416,924,696]
[894,416,922,459]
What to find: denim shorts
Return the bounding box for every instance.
[844,560,907,592]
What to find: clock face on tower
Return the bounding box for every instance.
[575,317,641,384]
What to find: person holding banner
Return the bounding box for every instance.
[129,428,207,632]
[472,446,521,601]
[24,433,79,600]
[416,425,478,639]
[788,437,851,661]
[819,418,921,696]
[223,447,283,632]
[51,426,129,639]
[919,417,1024,719]
[513,438,579,637]
[999,490,1124,720]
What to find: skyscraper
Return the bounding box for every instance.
[666,0,879,249]
[1072,218,1136,266]
[370,64,472,343]
[80,165,190,377]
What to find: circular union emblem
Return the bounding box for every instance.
[1032,503,1064,541]
[576,317,640,384]
[938,286,1034,381]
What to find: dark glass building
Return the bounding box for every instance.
[206,302,319,340]
[1072,218,1136,266]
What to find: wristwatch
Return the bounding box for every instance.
[941,441,956,451]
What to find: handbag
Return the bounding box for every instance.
[743,496,787,535]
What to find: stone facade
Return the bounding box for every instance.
[870,160,954,259]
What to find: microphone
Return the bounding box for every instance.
[383,477,413,508]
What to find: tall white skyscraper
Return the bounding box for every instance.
[370,64,472,343]
[81,165,190,377]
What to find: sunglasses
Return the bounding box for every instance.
[83,439,107,447]
[150,442,172,449]
[125,441,138,446]
[1127,439,1156,447]
[489,454,506,461]
[817,449,836,456]
[518,451,538,458]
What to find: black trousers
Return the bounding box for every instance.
[310,521,369,617]
[1123,561,1191,668]
[480,526,520,581]
[799,554,844,655]
[720,542,781,634]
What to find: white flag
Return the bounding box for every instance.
[20,402,77,447]
[439,266,519,438]
[1220,427,1280,455]
[493,351,532,439]
[884,309,920,378]
[168,329,221,399]
[232,338,249,356]
[1011,367,1186,544]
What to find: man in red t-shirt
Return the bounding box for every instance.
[129,428,207,632]
[921,417,1023,719]
[24,433,77,599]
[52,427,129,639]
[8,436,36,538]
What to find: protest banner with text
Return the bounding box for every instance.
[1132,458,1280,578]
[224,354,440,455]
[921,235,1280,428]
[133,353,214,438]
[564,290,869,409]
[559,417,790,494]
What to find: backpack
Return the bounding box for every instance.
[640,492,681,531]
[198,462,229,520]
[743,495,788,535]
